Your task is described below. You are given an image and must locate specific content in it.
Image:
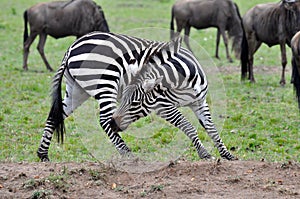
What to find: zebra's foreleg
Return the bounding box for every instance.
[191,101,236,160]
[98,99,132,157]
[100,118,132,157]
[156,106,212,159]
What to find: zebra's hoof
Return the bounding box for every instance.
[119,147,134,159]
[41,157,50,162]
[198,152,212,160]
[121,151,134,159]
[222,154,237,161]
[37,152,50,162]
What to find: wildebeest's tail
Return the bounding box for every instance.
[292,57,300,110]
[238,3,249,80]
[23,10,28,44]
[101,14,110,32]
[229,3,243,59]
[98,5,110,32]
[48,55,68,143]
[170,6,175,39]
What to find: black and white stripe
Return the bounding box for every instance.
[111,41,235,160]
[37,32,235,161]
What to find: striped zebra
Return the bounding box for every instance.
[37,32,235,161]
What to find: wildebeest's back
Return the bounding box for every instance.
[243,3,284,46]
[27,3,48,33]
[173,0,236,29]
[27,0,105,39]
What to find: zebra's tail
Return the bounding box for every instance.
[48,59,68,143]
[23,10,28,44]
[292,57,300,110]
[170,6,175,40]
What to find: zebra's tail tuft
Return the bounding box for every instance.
[48,60,67,143]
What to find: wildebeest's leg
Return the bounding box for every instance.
[220,28,233,63]
[175,19,192,51]
[175,19,184,37]
[248,53,254,82]
[279,43,287,85]
[171,19,184,40]
[156,105,212,159]
[37,81,89,161]
[23,32,38,70]
[37,33,53,71]
[215,29,221,59]
[247,36,262,83]
[191,100,236,160]
[97,97,132,156]
[184,25,193,52]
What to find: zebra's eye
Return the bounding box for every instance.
[193,85,201,93]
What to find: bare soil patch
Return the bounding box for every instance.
[0,160,299,198]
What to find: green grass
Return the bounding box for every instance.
[0,0,299,163]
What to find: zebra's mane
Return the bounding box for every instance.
[129,36,182,85]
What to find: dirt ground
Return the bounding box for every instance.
[0,160,299,199]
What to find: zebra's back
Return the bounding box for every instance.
[65,32,174,98]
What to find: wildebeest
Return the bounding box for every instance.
[241,0,300,85]
[170,0,244,62]
[23,0,110,71]
[291,31,300,109]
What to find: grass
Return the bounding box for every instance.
[0,0,299,163]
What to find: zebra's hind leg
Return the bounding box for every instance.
[37,82,89,161]
[191,101,236,160]
[37,120,55,162]
[156,106,212,160]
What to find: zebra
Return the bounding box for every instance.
[37,32,236,161]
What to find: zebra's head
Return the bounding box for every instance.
[110,37,182,132]
[111,77,163,132]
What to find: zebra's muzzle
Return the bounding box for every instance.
[110,117,122,132]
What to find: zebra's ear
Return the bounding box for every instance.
[142,76,163,92]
